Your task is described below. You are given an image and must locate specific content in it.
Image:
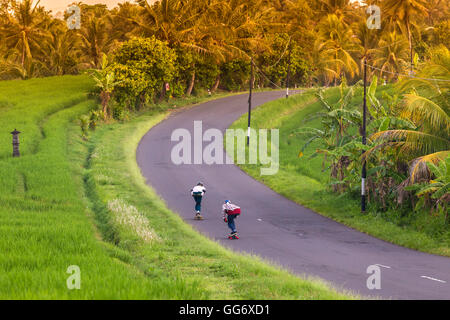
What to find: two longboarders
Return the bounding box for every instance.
[191,183,240,240]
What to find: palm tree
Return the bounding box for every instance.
[364,45,450,203]
[372,32,409,81]
[353,20,380,78]
[311,39,339,86]
[204,0,276,90]
[398,46,450,99]
[316,14,359,85]
[0,0,50,68]
[132,0,211,96]
[108,2,142,42]
[276,0,313,40]
[314,0,359,24]
[426,0,450,25]
[42,22,79,75]
[136,0,193,45]
[78,5,117,69]
[368,95,449,183]
[382,0,428,73]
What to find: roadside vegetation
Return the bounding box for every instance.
[229,59,449,256]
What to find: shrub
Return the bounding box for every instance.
[110,37,177,109]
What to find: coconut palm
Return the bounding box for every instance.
[372,32,409,81]
[78,11,116,69]
[0,0,50,68]
[42,24,79,76]
[314,0,359,24]
[276,0,313,40]
[382,0,428,73]
[352,20,380,77]
[426,0,450,25]
[398,46,450,101]
[135,0,195,46]
[368,94,449,183]
[316,14,359,85]
[132,0,211,95]
[108,2,142,42]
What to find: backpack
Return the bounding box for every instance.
[225,205,241,216]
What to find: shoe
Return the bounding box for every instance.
[195,213,203,220]
[228,232,239,240]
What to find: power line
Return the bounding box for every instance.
[364,63,450,82]
[251,60,284,89]
[373,39,408,50]
[267,37,291,69]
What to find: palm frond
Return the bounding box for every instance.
[410,151,450,183]
[371,130,450,156]
[401,93,450,137]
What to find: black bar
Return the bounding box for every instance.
[2,300,445,318]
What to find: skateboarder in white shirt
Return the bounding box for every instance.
[191,182,206,220]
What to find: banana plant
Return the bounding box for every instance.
[301,77,362,145]
[87,54,122,120]
[367,75,388,119]
[294,78,364,191]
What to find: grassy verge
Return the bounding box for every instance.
[0,75,353,299]
[229,88,450,257]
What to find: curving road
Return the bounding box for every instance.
[137,91,450,300]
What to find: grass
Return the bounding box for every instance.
[0,75,354,299]
[0,76,163,299]
[228,87,450,257]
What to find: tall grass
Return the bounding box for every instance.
[0,76,182,298]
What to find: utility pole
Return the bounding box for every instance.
[361,58,367,213]
[247,56,254,146]
[286,46,291,99]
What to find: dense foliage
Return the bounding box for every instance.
[2,1,448,85]
[110,37,177,108]
[297,47,449,222]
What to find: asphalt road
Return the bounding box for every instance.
[137,91,450,300]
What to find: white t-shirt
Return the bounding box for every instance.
[222,203,240,212]
[191,185,206,196]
